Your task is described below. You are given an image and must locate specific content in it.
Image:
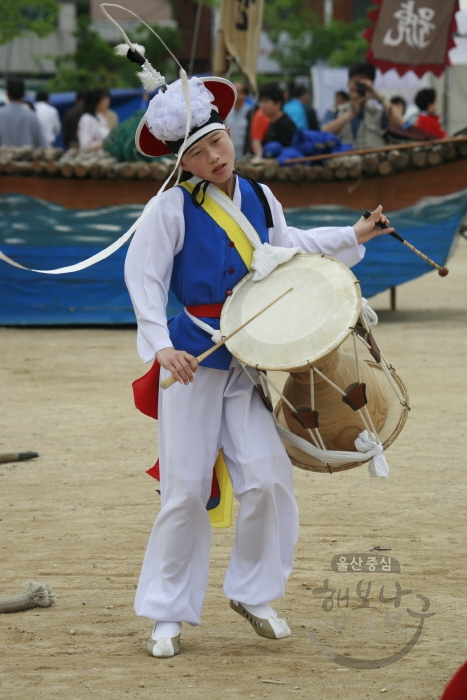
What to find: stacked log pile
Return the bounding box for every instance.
[1,140,467,184]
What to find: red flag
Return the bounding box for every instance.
[364,0,459,77]
[132,360,160,419]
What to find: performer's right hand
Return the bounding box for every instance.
[156,348,198,385]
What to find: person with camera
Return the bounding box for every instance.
[321,62,403,148]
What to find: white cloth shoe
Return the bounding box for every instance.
[146,634,181,657]
[146,622,181,658]
[230,600,291,639]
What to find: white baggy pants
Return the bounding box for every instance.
[134,360,299,625]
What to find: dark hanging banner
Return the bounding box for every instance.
[364,0,459,76]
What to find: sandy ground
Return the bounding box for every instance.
[1,237,467,700]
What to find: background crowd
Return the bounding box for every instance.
[0,79,119,152]
[0,66,447,159]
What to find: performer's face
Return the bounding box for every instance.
[180,129,235,186]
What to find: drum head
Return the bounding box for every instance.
[221,254,362,371]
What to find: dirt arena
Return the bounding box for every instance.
[1,237,466,699]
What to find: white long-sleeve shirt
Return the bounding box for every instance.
[124,178,365,363]
[77,113,109,151]
[34,101,61,147]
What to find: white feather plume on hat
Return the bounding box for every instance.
[144,77,215,143]
[114,42,146,57]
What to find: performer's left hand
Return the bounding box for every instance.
[353,205,394,245]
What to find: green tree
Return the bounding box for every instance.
[46,16,181,92]
[0,0,59,46]
[263,0,369,73]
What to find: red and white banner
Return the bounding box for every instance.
[364,0,459,76]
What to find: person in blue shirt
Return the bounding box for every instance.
[284,85,320,132]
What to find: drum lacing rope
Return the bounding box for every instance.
[241,356,389,477]
[240,361,389,472]
[358,298,409,408]
[352,332,362,384]
[351,330,380,440]
[354,332,408,408]
[308,366,327,452]
[266,377,324,448]
[308,366,331,471]
[243,366,386,475]
[311,363,375,438]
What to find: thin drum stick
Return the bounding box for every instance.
[160,287,294,390]
[363,210,449,277]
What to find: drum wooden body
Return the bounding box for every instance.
[221,254,409,473]
[274,351,408,472]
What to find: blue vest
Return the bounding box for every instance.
[168,178,269,370]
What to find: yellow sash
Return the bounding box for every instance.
[180,180,258,269]
[180,180,256,528]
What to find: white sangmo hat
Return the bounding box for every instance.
[136,76,236,158]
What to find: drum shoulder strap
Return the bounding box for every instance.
[234,171,274,229]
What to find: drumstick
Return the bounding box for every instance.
[363,209,449,276]
[160,287,294,390]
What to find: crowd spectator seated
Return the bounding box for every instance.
[389,96,407,123]
[34,91,61,147]
[335,90,350,108]
[251,83,296,159]
[77,88,111,152]
[0,78,47,148]
[249,107,270,159]
[321,61,403,148]
[284,85,320,131]
[413,88,447,139]
[63,91,86,150]
[225,82,252,157]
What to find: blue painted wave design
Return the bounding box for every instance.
[0,191,465,325]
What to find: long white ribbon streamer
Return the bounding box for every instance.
[0,214,142,274]
[0,69,192,275]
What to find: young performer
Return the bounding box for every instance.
[124,75,391,659]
